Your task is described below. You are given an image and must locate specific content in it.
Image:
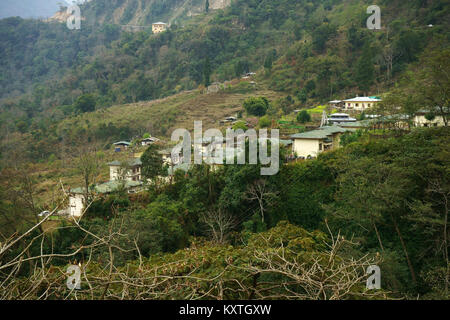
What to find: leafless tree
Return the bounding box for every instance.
[242,227,386,300]
[245,179,279,223]
[201,209,238,244]
[75,138,101,207]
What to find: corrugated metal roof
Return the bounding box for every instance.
[107,158,142,167]
[70,180,142,195]
[343,97,381,102]
[291,126,349,140]
[113,141,131,146]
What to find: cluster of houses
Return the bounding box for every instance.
[329,96,448,127]
[64,95,447,218]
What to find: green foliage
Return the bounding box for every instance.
[137,195,188,252]
[243,97,269,116]
[296,110,311,123]
[258,115,271,128]
[74,94,97,113]
[355,43,375,92]
[232,120,248,131]
[141,144,165,182]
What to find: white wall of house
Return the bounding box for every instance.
[413,115,446,127]
[69,194,84,217]
[292,139,321,158]
[344,101,379,111]
[110,166,120,181]
[109,165,141,181]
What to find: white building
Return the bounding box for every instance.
[342,97,381,111]
[413,108,448,127]
[291,126,351,159]
[152,22,167,34]
[68,180,143,218]
[108,158,142,182]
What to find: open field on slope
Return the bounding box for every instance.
[58,87,285,139]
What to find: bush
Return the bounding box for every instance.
[243,97,270,116]
[297,110,311,123]
[232,121,248,131]
[258,116,271,128]
[74,94,97,113]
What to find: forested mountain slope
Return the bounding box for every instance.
[0,0,449,161]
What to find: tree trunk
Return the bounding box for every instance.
[390,213,417,285]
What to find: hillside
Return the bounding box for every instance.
[0,0,449,165]
[1,1,450,303]
[78,0,231,25]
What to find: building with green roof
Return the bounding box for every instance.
[290,125,351,158]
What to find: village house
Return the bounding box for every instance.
[159,148,184,166]
[329,100,344,109]
[113,141,131,152]
[141,137,160,146]
[152,22,167,34]
[413,108,448,127]
[342,96,382,111]
[108,158,142,182]
[291,125,351,159]
[327,113,357,124]
[68,180,143,218]
[207,82,221,94]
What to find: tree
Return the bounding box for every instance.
[141,144,164,184]
[415,49,450,126]
[355,43,375,92]
[232,121,248,131]
[75,136,100,209]
[205,0,209,13]
[312,23,336,53]
[243,97,269,116]
[258,116,271,128]
[74,94,97,113]
[245,179,279,223]
[297,110,311,123]
[203,57,212,87]
[201,208,237,244]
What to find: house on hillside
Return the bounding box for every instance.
[343,97,381,111]
[113,141,131,152]
[68,180,143,218]
[413,107,448,127]
[108,158,142,182]
[329,100,344,109]
[159,148,184,166]
[207,82,221,94]
[141,137,160,146]
[291,126,351,159]
[327,113,357,125]
[152,22,167,34]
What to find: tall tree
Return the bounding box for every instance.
[203,57,211,87]
[141,144,164,185]
[355,43,375,92]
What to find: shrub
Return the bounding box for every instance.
[297,110,311,123]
